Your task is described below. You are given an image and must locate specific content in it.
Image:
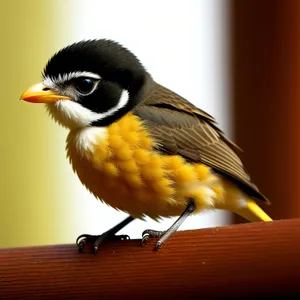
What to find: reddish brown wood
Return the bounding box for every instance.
[1,219,300,299]
[230,0,300,222]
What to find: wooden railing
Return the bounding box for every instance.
[1,219,299,299]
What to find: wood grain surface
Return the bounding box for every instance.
[1,219,300,299]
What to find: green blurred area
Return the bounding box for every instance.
[0,0,76,248]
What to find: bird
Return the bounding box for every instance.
[20,39,272,253]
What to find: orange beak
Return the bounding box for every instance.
[20,83,71,103]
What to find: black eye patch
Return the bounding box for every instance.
[78,80,123,114]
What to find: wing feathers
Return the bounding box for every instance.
[134,83,267,202]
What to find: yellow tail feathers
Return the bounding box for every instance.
[235,199,272,222]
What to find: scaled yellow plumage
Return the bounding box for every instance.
[67,113,270,222]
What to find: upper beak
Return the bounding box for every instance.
[20,83,71,103]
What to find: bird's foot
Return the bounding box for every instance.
[76,233,130,254]
[140,200,196,251]
[141,229,166,250]
[76,216,134,254]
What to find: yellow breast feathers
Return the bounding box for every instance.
[66,113,224,219]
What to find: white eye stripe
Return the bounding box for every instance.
[43,71,101,101]
[43,71,101,87]
[46,89,130,129]
[94,89,129,122]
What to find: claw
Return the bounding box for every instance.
[77,240,86,253]
[142,229,150,237]
[76,234,90,245]
[155,241,162,251]
[140,234,150,247]
[93,245,99,255]
[76,234,95,253]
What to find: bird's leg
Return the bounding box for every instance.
[76,216,134,254]
[141,199,196,250]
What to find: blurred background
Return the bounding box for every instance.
[0,0,299,248]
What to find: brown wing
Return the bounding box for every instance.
[134,83,268,202]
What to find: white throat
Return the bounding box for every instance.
[71,126,108,156]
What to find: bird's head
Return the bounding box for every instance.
[20,39,152,129]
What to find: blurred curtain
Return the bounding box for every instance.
[230,0,300,222]
[0,1,72,248]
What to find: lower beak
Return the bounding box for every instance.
[20,83,71,103]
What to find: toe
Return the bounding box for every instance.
[155,241,162,251]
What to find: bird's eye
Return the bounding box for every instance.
[75,78,95,94]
